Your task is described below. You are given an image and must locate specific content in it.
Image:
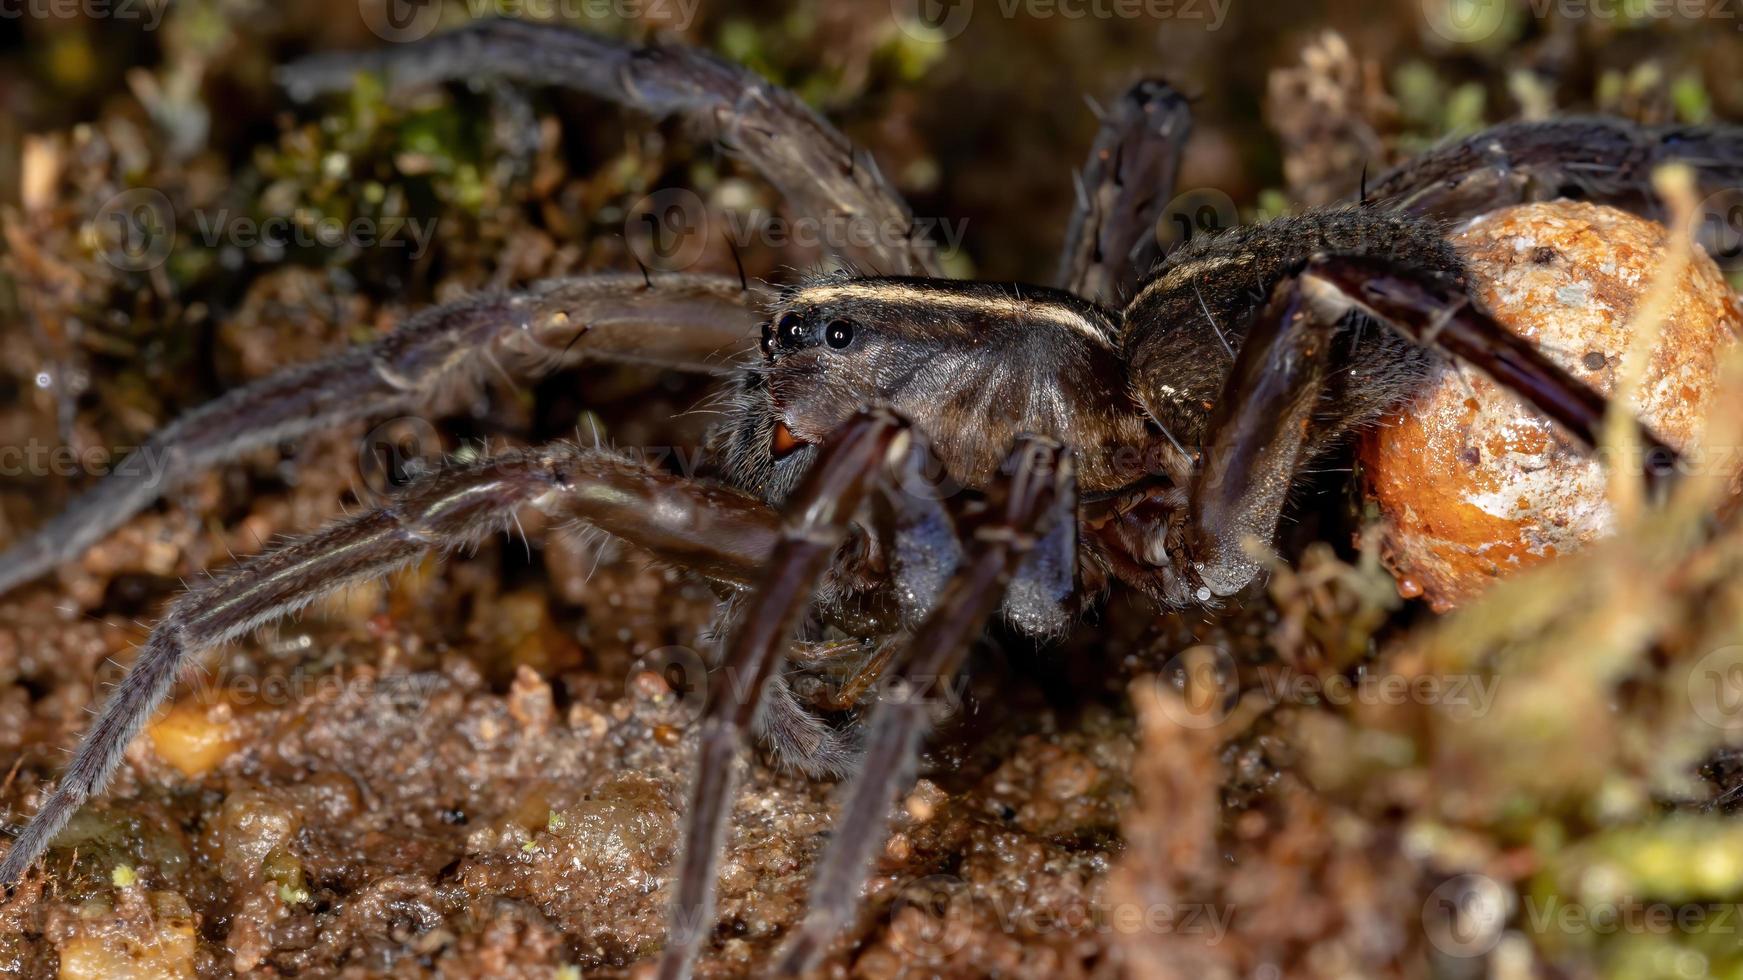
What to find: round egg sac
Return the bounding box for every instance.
[1359,200,1743,612]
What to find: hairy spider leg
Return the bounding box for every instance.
[1186,280,1338,599]
[0,439,796,889]
[278,17,941,277]
[1367,116,1743,229]
[1056,79,1193,305]
[1184,256,1683,600]
[0,274,763,597]
[772,435,1078,977]
[1303,256,1682,473]
[658,409,910,980]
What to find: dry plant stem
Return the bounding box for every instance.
[1670,346,1743,521]
[1603,164,1698,523]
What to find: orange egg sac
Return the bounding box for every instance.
[1358,200,1743,612]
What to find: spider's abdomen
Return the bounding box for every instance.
[1361,201,1742,610]
[1121,208,1465,452]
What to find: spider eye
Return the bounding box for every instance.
[775,312,806,348]
[824,319,855,350]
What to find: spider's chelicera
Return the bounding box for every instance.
[0,18,1735,978]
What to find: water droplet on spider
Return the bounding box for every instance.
[34,371,52,389]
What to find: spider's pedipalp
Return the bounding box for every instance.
[1056,78,1193,304]
[0,439,795,889]
[772,435,1077,977]
[279,18,942,276]
[0,273,763,598]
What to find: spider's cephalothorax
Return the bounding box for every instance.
[0,17,1728,979]
[731,275,1145,500]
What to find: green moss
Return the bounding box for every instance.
[884,25,950,81]
[1393,61,1488,147]
[263,847,310,905]
[1252,189,1292,223]
[1673,74,1715,124]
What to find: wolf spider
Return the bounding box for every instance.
[0,17,1736,978]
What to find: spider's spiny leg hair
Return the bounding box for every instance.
[0,441,789,889]
[1056,78,1192,305]
[657,409,910,980]
[278,18,942,277]
[1366,116,1743,224]
[772,436,1076,977]
[0,273,763,599]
